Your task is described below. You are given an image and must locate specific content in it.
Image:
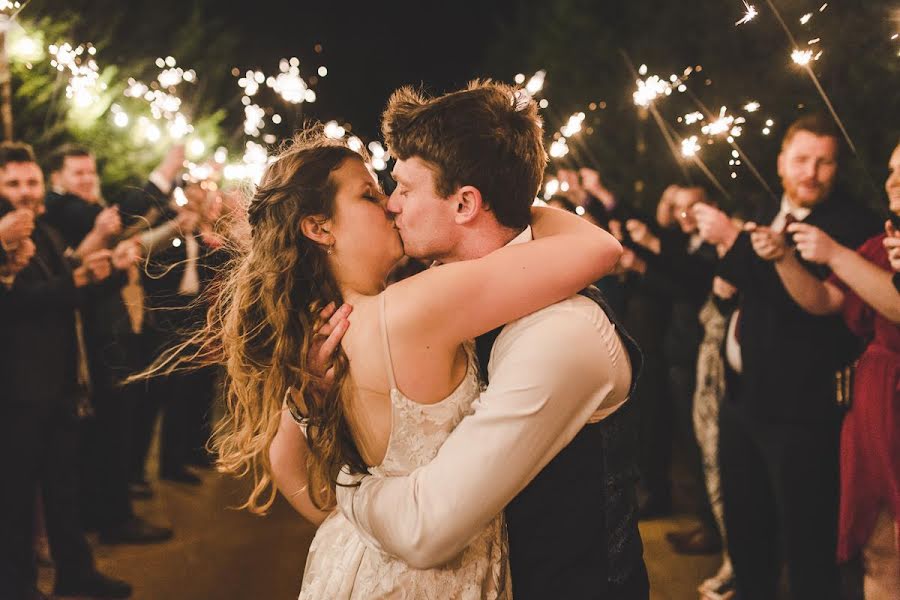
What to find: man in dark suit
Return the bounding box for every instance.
[620,186,723,553]
[135,178,227,484]
[43,144,172,545]
[694,115,880,599]
[0,142,131,599]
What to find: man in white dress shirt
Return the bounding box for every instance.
[278,82,649,599]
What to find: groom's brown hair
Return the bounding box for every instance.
[382,80,546,230]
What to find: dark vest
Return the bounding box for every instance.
[476,287,649,600]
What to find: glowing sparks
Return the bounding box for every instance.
[701,106,745,137]
[633,67,691,107]
[548,138,569,158]
[267,57,309,104]
[110,104,129,128]
[317,66,328,77]
[514,73,525,84]
[684,111,705,124]
[735,2,758,26]
[681,136,701,157]
[633,75,669,106]
[744,101,760,112]
[188,138,206,158]
[543,178,560,199]
[50,42,105,109]
[323,120,346,139]
[347,136,363,153]
[243,104,265,136]
[525,70,546,95]
[792,49,814,66]
[367,141,388,171]
[559,112,586,138]
[214,147,228,164]
[238,70,265,96]
[224,141,273,184]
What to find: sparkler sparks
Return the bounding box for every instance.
[681,136,701,157]
[548,138,569,158]
[735,2,758,26]
[800,13,813,25]
[559,112,585,138]
[791,48,813,65]
[50,42,105,108]
[744,101,760,112]
[267,57,308,104]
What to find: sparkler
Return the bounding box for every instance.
[50,42,105,108]
[681,136,700,157]
[735,2,758,26]
[266,57,309,104]
[323,120,345,139]
[762,0,856,153]
[367,141,388,171]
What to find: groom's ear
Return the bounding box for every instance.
[300,215,334,246]
[454,185,484,225]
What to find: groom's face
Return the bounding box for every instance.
[387,157,459,262]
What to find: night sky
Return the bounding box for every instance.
[216,0,510,139]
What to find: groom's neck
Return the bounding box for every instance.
[444,223,527,263]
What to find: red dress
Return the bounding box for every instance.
[832,233,900,562]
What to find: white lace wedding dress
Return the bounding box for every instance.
[298,294,510,599]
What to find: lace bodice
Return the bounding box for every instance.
[369,345,479,478]
[298,293,509,599]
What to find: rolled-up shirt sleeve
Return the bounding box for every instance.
[335,297,632,569]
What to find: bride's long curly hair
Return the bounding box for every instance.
[193,130,368,513]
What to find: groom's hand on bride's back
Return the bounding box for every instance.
[307,301,352,390]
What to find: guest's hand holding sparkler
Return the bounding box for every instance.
[694,204,739,249]
[747,222,788,262]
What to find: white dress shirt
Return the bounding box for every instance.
[335,229,633,567]
[771,195,812,232]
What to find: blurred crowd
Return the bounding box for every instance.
[0,141,243,600]
[540,114,899,600]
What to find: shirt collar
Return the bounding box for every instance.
[780,195,812,221]
[504,226,533,247]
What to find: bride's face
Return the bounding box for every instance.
[328,157,404,279]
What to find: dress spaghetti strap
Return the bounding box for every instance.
[379,292,398,390]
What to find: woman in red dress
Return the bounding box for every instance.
[748,141,900,598]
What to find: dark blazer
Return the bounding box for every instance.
[0,221,83,415]
[717,193,879,422]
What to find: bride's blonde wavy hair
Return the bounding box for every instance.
[150,129,369,513]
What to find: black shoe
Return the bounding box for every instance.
[128,479,154,500]
[160,468,202,485]
[99,516,173,545]
[54,571,132,599]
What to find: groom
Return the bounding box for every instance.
[304,81,647,599]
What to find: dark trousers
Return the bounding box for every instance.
[131,328,215,479]
[80,334,138,530]
[0,408,95,596]
[719,403,842,599]
[635,351,672,501]
[159,366,216,474]
[669,363,718,531]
